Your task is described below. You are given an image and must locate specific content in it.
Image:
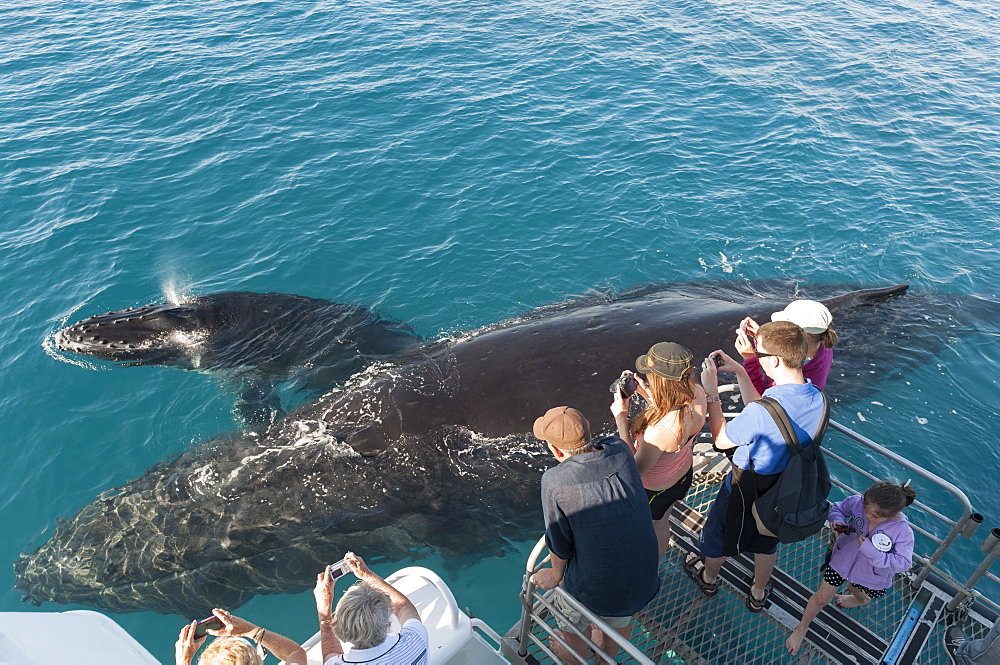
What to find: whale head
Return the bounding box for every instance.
[54,302,216,366]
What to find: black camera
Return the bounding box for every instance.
[609,374,639,399]
[832,522,856,536]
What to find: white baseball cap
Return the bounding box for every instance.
[770,300,832,335]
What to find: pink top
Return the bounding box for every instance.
[743,342,832,393]
[636,428,696,491]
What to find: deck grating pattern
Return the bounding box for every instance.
[516,458,989,664]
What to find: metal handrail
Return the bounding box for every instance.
[513,535,655,664]
[824,419,977,592]
[713,385,987,607]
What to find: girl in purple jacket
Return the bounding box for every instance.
[785,481,916,656]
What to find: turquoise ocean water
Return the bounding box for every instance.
[2,0,999,660]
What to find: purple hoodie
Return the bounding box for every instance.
[827,494,914,591]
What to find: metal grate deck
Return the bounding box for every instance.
[510,454,994,664]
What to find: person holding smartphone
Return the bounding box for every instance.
[611,342,707,558]
[175,608,306,665]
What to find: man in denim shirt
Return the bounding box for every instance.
[530,406,659,662]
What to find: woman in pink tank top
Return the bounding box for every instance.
[611,342,707,558]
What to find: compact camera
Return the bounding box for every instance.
[328,558,350,580]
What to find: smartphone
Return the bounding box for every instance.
[193,616,224,638]
[713,354,725,368]
[327,558,349,580]
[609,375,638,399]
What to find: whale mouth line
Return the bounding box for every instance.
[51,302,210,362]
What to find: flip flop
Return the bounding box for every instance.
[683,552,718,596]
[746,580,772,613]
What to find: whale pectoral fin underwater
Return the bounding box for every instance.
[234,380,286,431]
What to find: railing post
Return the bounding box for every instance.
[516,573,537,657]
[516,536,549,657]
[947,528,1000,613]
[912,512,982,589]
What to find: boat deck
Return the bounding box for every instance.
[504,437,1000,664]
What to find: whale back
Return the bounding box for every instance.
[21,282,954,618]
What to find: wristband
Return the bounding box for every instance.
[706,394,720,403]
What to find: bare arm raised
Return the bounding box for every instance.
[345,552,421,625]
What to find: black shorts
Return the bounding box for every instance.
[823,567,886,599]
[645,467,693,520]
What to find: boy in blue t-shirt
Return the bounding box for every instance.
[687,321,825,613]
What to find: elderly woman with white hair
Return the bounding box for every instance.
[174,608,307,665]
[313,551,428,665]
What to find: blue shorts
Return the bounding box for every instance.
[699,478,777,558]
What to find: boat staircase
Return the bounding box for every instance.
[502,387,1000,664]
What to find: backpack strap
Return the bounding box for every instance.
[812,392,831,446]
[756,392,830,453]
[757,397,801,455]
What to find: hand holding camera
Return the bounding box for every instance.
[734,317,758,358]
[609,373,639,399]
[832,522,856,536]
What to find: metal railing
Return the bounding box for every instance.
[510,536,655,665]
[508,387,1000,663]
[719,383,999,614]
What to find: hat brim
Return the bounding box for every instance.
[532,416,547,441]
[635,354,652,375]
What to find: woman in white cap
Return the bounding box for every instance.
[611,342,708,557]
[736,300,838,395]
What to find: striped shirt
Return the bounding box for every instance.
[325,619,429,665]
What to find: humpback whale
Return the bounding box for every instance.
[54,291,421,424]
[55,291,420,377]
[19,281,957,618]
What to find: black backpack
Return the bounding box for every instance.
[750,395,832,544]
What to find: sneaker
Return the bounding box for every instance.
[944,625,966,665]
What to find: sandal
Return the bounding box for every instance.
[683,552,718,596]
[746,580,772,613]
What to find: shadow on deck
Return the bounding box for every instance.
[506,460,998,664]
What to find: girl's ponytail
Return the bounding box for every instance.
[813,328,839,348]
[900,479,916,507]
[864,480,917,516]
